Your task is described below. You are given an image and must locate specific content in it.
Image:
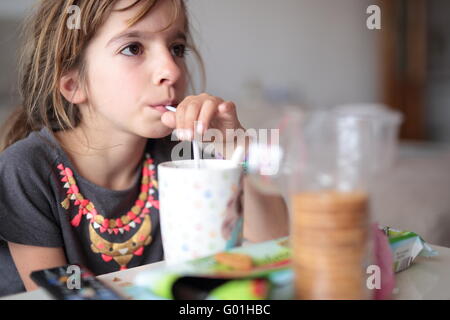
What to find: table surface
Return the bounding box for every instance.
[2,244,450,300]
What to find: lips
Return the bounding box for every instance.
[149,100,178,109]
[147,101,178,114]
[150,106,172,113]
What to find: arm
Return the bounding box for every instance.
[8,242,67,291]
[219,138,290,243]
[242,176,290,243]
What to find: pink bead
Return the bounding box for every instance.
[135,199,145,208]
[65,168,73,177]
[71,185,79,194]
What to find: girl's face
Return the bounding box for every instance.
[82,0,188,139]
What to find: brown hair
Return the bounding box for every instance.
[0,0,205,152]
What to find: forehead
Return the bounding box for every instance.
[99,0,186,40]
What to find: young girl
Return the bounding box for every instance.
[0,0,289,296]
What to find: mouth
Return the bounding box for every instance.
[148,102,178,113]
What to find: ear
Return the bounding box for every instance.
[59,71,87,105]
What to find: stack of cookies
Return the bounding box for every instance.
[291,191,371,300]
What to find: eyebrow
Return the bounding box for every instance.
[106,30,187,47]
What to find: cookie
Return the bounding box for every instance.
[292,208,369,229]
[292,191,369,213]
[294,265,368,300]
[291,192,369,229]
[291,227,369,247]
[292,248,367,269]
[290,190,372,300]
[214,252,254,271]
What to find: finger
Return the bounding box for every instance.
[218,101,239,121]
[197,99,219,135]
[175,108,185,140]
[175,98,190,140]
[172,95,194,140]
[183,101,202,140]
[161,111,176,128]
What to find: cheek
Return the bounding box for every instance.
[87,56,144,107]
[178,74,188,95]
[178,63,188,90]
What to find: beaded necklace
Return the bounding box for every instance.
[58,153,159,235]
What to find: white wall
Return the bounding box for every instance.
[0,0,382,128]
[186,0,382,114]
[0,0,35,18]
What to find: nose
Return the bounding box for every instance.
[151,48,183,87]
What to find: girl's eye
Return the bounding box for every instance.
[120,43,143,56]
[171,44,189,58]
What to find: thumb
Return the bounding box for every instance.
[161,111,176,128]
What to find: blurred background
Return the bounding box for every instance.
[0,0,449,246]
[187,0,382,130]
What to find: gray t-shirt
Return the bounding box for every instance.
[0,127,185,297]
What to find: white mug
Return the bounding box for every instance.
[158,159,244,265]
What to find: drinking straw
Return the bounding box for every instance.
[230,145,245,167]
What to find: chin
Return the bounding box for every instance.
[137,124,173,140]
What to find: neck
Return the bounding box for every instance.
[55,123,147,191]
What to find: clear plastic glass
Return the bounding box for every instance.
[245,107,392,299]
[287,110,375,299]
[333,103,403,173]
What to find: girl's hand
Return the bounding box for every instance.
[160,93,245,142]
